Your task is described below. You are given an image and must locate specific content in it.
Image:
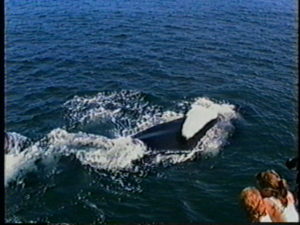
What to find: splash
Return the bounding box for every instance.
[63,90,183,136]
[46,128,149,171]
[5,92,238,186]
[5,129,149,186]
[4,132,31,154]
[5,141,41,186]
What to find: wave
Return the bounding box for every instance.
[5,91,239,186]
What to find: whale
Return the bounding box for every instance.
[133,105,220,151]
[133,117,218,151]
[5,104,220,153]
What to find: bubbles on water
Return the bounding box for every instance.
[5,140,43,186]
[5,132,32,154]
[63,90,182,137]
[5,91,238,188]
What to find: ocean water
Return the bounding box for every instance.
[5,0,298,223]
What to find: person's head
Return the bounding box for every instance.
[256,170,289,207]
[240,187,269,222]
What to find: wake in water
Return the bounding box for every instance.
[5,91,239,186]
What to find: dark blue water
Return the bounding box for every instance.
[5,0,298,223]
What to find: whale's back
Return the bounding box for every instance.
[133,118,186,150]
[133,116,218,151]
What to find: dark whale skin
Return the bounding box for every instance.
[133,117,218,151]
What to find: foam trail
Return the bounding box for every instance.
[5,129,149,186]
[6,93,238,186]
[63,90,183,137]
[46,128,149,171]
[63,91,151,128]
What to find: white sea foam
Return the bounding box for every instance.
[5,132,31,154]
[63,91,183,137]
[5,142,41,186]
[5,128,149,186]
[46,128,148,171]
[5,93,238,186]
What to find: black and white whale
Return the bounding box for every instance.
[4,104,221,153]
[133,104,220,151]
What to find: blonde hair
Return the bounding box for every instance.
[240,187,268,222]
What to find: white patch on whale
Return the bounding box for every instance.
[157,97,238,164]
[182,104,218,140]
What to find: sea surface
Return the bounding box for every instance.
[5,0,298,223]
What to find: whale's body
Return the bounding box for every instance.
[133,116,218,151]
[5,103,220,153]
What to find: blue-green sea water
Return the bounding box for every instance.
[5,0,298,223]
